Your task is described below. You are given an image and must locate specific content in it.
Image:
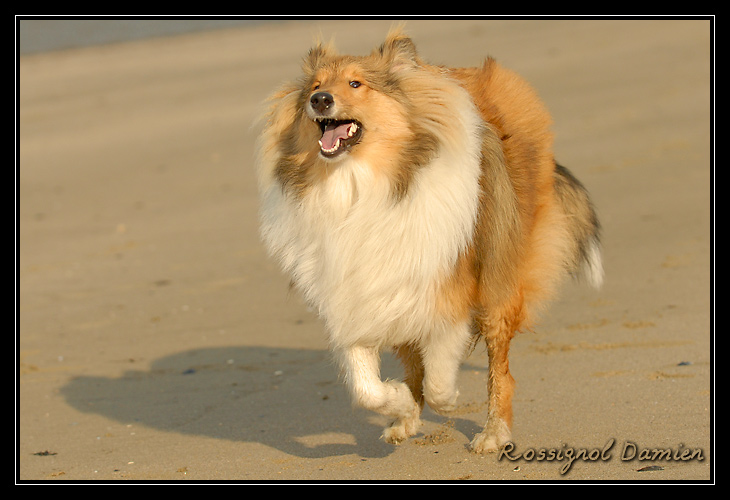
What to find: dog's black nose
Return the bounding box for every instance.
[310,92,334,114]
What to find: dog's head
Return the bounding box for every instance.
[297,30,425,162]
[258,28,478,201]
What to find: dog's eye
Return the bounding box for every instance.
[349,81,361,88]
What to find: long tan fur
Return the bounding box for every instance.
[256,28,602,452]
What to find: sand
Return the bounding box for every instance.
[17,18,713,482]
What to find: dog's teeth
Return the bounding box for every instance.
[348,123,358,137]
[320,138,341,154]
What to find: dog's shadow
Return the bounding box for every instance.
[60,346,484,459]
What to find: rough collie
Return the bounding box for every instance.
[256,29,603,453]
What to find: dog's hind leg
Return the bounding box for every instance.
[339,345,422,444]
[420,320,472,414]
[394,343,425,410]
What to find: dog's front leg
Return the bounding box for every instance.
[339,345,422,444]
[470,313,517,453]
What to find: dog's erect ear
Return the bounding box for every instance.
[303,40,335,74]
[377,28,420,72]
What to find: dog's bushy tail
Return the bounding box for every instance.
[554,163,604,288]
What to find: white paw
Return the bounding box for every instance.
[381,409,422,444]
[469,419,511,454]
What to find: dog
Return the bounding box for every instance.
[255,28,603,453]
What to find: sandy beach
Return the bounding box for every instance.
[18,18,712,482]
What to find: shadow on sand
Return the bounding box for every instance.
[60,346,486,459]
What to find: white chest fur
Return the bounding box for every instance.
[260,138,482,350]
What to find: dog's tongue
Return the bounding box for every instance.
[320,122,352,151]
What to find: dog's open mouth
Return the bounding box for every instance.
[316,118,363,158]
